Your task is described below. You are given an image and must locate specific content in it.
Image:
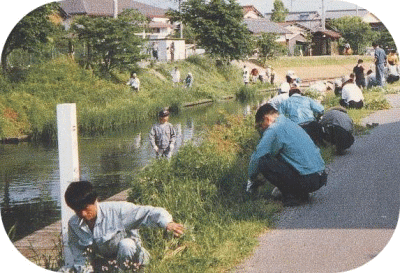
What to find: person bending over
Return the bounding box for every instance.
[247,104,327,206]
[278,88,325,146]
[63,181,184,273]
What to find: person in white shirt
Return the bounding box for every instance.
[340,73,364,109]
[386,64,400,84]
[171,67,181,87]
[126,72,140,91]
[243,65,250,85]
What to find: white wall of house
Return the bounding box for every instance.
[150,39,186,62]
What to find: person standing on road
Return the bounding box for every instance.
[372,42,387,87]
[246,103,327,206]
[279,88,325,146]
[149,109,176,159]
[340,74,364,109]
[319,106,355,155]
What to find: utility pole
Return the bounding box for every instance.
[178,0,183,39]
[321,0,325,30]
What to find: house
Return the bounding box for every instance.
[278,22,312,55]
[60,0,187,62]
[242,5,264,19]
[312,29,342,56]
[60,0,176,39]
[325,8,384,30]
[265,11,322,31]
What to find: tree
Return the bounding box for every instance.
[328,16,377,54]
[70,9,148,72]
[256,33,286,59]
[1,3,60,72]
[169,0,253,62]
[374,27,397,51]
[270,0,288,23]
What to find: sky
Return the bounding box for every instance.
[0,1,399,273]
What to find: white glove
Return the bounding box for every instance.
[246,179,253,193]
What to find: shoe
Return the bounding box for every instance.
[271,187,283,199]
[282,193,309,207]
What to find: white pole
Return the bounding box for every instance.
[57,103,80,268]
[113,0,118,19]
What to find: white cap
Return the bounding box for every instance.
[279,82,290,93]
[286,70,298,79]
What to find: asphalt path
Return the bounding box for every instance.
[234,94,400,273]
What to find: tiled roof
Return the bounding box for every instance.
[242,5,263,17]
[265,11,321,22]
[325,9,370,20]
[244,18,292,35]
[313,29,342,39]
[60,0,166,18]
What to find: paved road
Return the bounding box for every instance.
[235,94,400,273]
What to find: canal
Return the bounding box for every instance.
[0,96,270,241]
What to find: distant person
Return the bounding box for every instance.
[270,68,276,85]
[268,79,290,110]
[340,74,364,109]
[386,63,400,84]
[343,43,353,55]
[387,49,399,66]
[247,103,327,206]
[152,42,158,60]
[184,72,194,88]
[171,67,181,87]
[279,88,325,146]
[149,109,176,159]
[319,107,355,155]
[279,70,298,93]
[251,68,259,83]
[265,65,272,83]
[372,42,387,87]
[353,59,366,89]
[366,69,378,89]
[243,65,250,85]
[126,72,140,92]
[63,181,184,273]
[170,42,175,62]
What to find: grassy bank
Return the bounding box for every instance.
[124,85,393,272]
[0,55,254,140]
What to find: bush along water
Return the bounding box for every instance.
[0,55,250,141]
[128,113,282,272]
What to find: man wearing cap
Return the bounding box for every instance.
[268,70,298,110]
[278,87,325,146]
[247,103,327,206]
[149,109,177,159]
[340,73,364,109]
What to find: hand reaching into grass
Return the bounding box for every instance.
[166,222,184,237]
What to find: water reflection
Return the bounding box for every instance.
[0,97,270,241]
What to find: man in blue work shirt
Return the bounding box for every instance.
[372,42,387,87]
[63,181,184,272]
[279,88,325,146]
[247,103,327,206]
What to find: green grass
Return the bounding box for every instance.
[0,56,246,140]
[257,55,374,68]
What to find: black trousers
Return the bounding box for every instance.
[322,124,354,152]
[340,99,363,109]
[299,121,324,146]
[255,155,327,197]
